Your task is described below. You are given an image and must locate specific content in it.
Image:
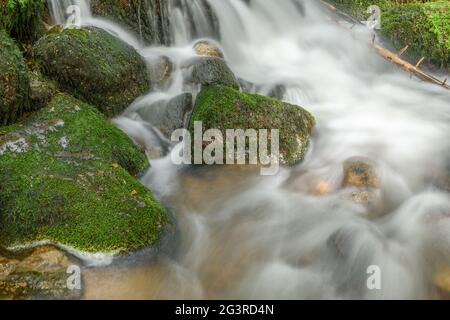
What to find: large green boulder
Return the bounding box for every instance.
[33,27,150,117]
[189,85,315,166]
[0,29,29,126]
[328,0,450,70]
[0,93,167,253]
[382,1,449,69]
[90,0,170,45]
[0,0,46,43]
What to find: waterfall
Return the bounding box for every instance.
[168,0,220,45]
[44,0,450,299]
[46,0,146,48]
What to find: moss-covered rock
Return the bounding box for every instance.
[33,27,150,117]
[0,0,46,43]
[90,0,170,46]
[328,0,450,70]
[0,93,167,253]
[382,1,449,69]
[0,29,29,126]
[189,85,315,166]
[28,69,58,112]
[190,57,240,90]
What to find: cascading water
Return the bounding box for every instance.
[47,0,450,299]
[47,0,142,48]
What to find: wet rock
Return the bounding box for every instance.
[0,93,168,254]
[0,246,81,300]
[267,84,287,100]
[148,56,174,87]
[193,40,224,59]
[434,268,450,299]
[189,85,315,166]
[137,93,193,138]
[90,0,170,46]
[34,27,150,117]
[343,157,380,188]
[238,79,286,100]
[16,246,70,274]
[29,70,58,112]
[190,57,240,90]
[342,157,383,217]
[0,30,30,126]
[283,171,337,196]
[238,78,255,93]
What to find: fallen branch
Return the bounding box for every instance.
[319,0,450,90]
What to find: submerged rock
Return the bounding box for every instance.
[343,157,380,188]
[0,30,30,126]
[0,246,81,300]
[342,157,383,217]
[190,57,240,90]
[137,93,193,138]
[0,93,167,254]
[33,27,150,117]
[193,40,224,59]
[189,85,315,166]
[434,267,450,299]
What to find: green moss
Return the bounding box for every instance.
[0,93,167,253]
[28,69,58,112]
[328,0,449,70]
[0,0,46,43]
[327,0,394,20]
[189,85,315,166]
[382,1,449,69]
[0,29,29,126]
[33,26,150,117]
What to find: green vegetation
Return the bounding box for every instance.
[189,85,315,166]
[0,0,46,43]
[328,0,450,69]
[0,94,167,253]
[33,27,151,117]
[0,29,29,126]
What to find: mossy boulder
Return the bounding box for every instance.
[382,1,449,69]
[0,93,167,253]
[190,57,240,90]
[0,29,29,126]
[28,69,58,112]
[0,0,47,43]
[33,27,150,117]
[90,0,170,45]
[189,85,315,166]
[328,0,450,70]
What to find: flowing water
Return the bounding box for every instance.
[47,0,450,299]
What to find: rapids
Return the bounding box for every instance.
[47,0,450,299]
